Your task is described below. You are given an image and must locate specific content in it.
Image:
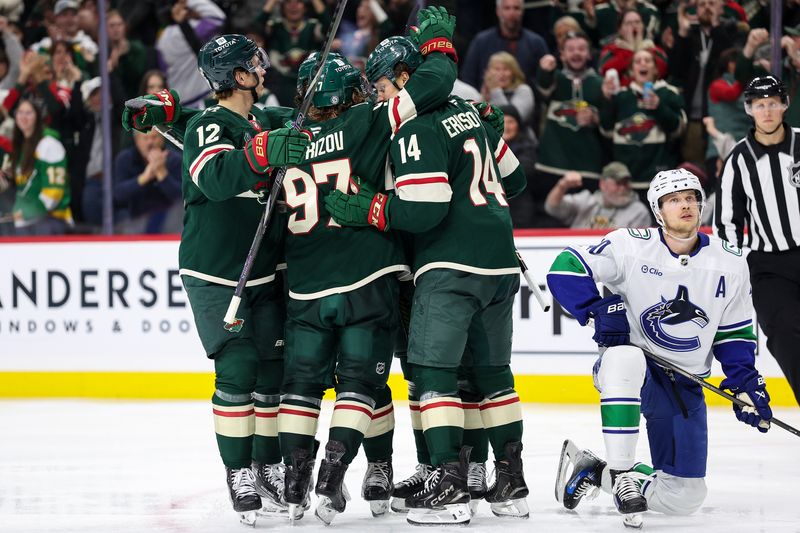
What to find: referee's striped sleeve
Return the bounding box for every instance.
[715,149,747,248]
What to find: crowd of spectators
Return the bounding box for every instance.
[0,0,798,236]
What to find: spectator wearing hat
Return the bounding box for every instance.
[535,31,604,184]
[544,161,652,229]
[500,103,537,228]
[31,0,98,78]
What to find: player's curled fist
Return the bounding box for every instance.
[720,374,772,433]
[472,101,504,136]
[244,128,311,174]
[588,294,629,347]
[410,6,457,61]
[122,89,181,132]
[324,179,392,231]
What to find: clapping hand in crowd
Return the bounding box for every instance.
[18,51,52,85]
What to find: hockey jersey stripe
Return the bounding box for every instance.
[255,406,278,437]
[189,144,234,185]
[365,404,395,438]
[331,401,374,433]
[463,402,482,430]
[389,92,417,135]
[395,173,452,203]
[718,319,752,331]
[214,404,255,438]
[277,406,320,436]
[479,393,522,429]
[408,400,422,430]
[419,397,464,430]
[494,139,520,179]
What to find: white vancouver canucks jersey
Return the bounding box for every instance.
[548,227,757,376]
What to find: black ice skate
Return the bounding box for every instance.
[612,470,648,529]
[554,439,606,510]
[390,463,433,513]
[467,462,487,514]
[225,466,261,526]
[485,441,530,519]
[252,462,288,516]
[284,447,316,523]
[314,440,351,525]
[405,447,472,526]
[362,459,393,517]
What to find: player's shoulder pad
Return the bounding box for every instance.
[35,132,66,164]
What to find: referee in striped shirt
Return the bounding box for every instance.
[714,75,800,406]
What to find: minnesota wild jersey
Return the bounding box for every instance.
[547,228,758,377]
[180,104,294,285]
[12,130,72,227]
[599,80,686,189]
[535,68,604,178]
[283,53,458,299]
[387,96,523,281]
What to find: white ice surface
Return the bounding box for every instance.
[1,400,799,533]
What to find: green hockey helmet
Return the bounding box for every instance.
[365,36,422,86]
[296,52,363,108]
[198,34,269,92]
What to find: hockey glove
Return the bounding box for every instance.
[472,101,504,136]
[588,294,630,347]
[720,374,772,433]
[410,6,458,62]
[122,89,181,132]
[324,180,392,231]
[244,128,311,174]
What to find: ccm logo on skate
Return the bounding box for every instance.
[640,265,663,276]
[431,486,453,506]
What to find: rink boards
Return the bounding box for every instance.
[0,232,793,405]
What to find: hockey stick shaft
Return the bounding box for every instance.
[223,0,350,327]
[516,249,550,312]
[642,349,799,437]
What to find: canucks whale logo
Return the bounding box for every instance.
[640,285,709,352]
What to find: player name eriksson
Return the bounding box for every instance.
[441,110,483,139]
[305,130,345,159]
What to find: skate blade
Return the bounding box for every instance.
[390,497,409,513]
[623,513,644,529]
[369,500,390,517]
[238,510,257,527]
[315,497,339,526]
[469,498,480,515]
[288,503,304,524]
[489,497,530,519]
[554,439,580,504]
[256,503,289,518]
[406,503,471,526]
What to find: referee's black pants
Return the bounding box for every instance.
[748,248,800,406]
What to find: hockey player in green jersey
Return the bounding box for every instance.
[326,38,530,526]
[275,10,460,525]
[135,34,310,525]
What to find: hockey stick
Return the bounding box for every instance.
[223,0,350,329]
[587,316,799,437]
[123,97,184,149]
[642,349,799,437]
[516,249,550,312]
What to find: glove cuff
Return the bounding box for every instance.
[419,37,458,62]
[368,192,390,231]
[154,89,178,123]
[245,132,270,174]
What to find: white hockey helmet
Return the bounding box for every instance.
[647,168,706,226]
